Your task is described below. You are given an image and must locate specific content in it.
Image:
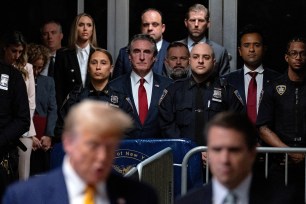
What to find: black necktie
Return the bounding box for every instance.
[48,56,55,77]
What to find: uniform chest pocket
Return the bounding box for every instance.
[206,101,223,118]
[175,103,192,126]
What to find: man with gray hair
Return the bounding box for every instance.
[3,100,158,204]
[179,4,231,76]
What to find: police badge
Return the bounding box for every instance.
[0,74,9,90]
[111,95,119,104]
[212,88,222,102]
[276,85,286,95]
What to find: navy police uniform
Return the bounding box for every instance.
[257,73,306,147]
[54,83,134,139]
[0,62,30,197]
[159,76,244,145]
[257,73,306,204]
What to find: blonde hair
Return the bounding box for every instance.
[64,100,133,138]
[27,43,50,70]
[68,13,98,48]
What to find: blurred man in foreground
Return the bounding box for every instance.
[3,100,158,204]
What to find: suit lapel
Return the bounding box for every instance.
[46,169,70,204]
[145,74,161,124]
[238,69,247,105]
[153,40,169,75]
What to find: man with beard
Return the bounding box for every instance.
[164,41,190,80]
[257,36,306,203]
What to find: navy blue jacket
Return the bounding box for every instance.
[223,67,281,106]
[54,83,134,139]
[159,76,243,144]
[0,62,30,153]
[112,40,169,79]
[109,72,173,138]
[3,168,158,204]
[175,175,296,204]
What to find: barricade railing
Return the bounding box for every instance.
[125,147,174,204]
[181,146,306,202]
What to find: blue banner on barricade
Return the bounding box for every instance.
[113,138,203,198]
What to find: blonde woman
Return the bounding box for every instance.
[54,13,98,107]
[2,31,35,180]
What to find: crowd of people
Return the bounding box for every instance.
[0,3,305,204]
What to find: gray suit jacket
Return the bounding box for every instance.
[178,38,231,76]
[35,75,57,136]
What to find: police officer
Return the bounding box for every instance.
[0,61,30,197]
[159,43,243,145]
[55,48,134,139]
[257,36,306,203]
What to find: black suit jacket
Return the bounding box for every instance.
[53,46,95,107]
[3,168,158,204]
[112,40,170,79]
[109,72,172,138]
[175,176,296,204]
[224,67,280,105]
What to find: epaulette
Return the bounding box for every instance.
[219,77,228,87]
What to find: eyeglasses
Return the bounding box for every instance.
[287,50,306,59]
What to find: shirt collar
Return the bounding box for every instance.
[130,70,153,86]
[212,173,252,204]
[76,44,90,56]
[62,156,107,199]
[187,36,207,49]
[243,64,264,75]
[156,39,163,52]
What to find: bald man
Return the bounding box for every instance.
[159,43,243,144]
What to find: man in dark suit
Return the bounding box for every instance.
[110,34,172,138]
[176,112,295,204]
[3,100,158,204]
[113,8,169,79]
[224,24,280,124]
[178,4,230,76]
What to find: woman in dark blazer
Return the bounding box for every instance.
[54,13,98,108]
[27,43,57,175]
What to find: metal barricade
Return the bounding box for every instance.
[181,146,306,202]
[125,147,174,204]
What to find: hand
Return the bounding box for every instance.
[202,152,208,166]
[40,136,52,151]
[32,136,42,151]
[288,153,305,163]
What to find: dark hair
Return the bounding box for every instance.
[141,8,164,24]
[286,36,306,53]
[238,24,266,46]
[205,112,258,150]
[1,31,28,78]
[127,34,158,57]
[166,41,189,54]
[88,48,113,65]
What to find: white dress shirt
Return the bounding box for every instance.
[243,65,264,113]
[41,54,56,76]
[212,173,252,204]
[130,70,153,114]
[63,156,110,204]
[187,36,207,52]
[76,44,90,86]
[156,39,163,52]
